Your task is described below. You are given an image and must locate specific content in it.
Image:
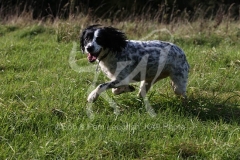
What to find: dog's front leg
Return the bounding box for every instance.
[87,80,120,102]
[138,80,157,117]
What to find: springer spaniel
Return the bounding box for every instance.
[80,25,189,114]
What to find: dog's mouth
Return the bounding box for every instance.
[87,53,98,62]
[87,49,102,63]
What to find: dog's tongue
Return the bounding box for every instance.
[87,53,97,62]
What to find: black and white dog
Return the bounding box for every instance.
[80,24,189,105]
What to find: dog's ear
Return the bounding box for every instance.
[102,27,127,53]
[80,24,102,53]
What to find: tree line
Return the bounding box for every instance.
[0,0,239,21]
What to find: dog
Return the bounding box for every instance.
[80,24,189,107]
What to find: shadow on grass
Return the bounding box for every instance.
[152,93,240,124]
[92,91,240,124]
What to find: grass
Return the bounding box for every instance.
[0,18,240,159]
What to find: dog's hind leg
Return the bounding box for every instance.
[171,80,187,98]
[170,70,189,104]
[138,80,152,98]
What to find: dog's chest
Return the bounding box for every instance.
[99,61,116,80]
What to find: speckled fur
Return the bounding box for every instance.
[80,25,190,103]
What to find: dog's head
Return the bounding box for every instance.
[80,25,127,62]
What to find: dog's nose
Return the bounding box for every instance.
[86,46,94,53]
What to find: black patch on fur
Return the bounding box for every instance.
[97,27,127,53]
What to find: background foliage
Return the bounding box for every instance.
[1,0,240,21]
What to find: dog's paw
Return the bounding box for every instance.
[87,90,99,102]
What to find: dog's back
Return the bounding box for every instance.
[101,40,189,84]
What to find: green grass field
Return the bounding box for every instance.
[0,20,240,159]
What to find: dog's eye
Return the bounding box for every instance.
[84,37,90,43]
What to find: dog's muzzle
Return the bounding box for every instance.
[86,48,102,62]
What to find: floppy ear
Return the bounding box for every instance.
[80,24,102,53]
[102,27,127,53]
